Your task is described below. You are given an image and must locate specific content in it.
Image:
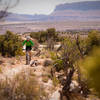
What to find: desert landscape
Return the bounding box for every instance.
[0,21,100,34]
[0,0,100,100]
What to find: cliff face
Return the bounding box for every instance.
[50,1,100,21]
[54,1,100,11]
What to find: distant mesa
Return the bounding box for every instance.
[54,1,100,11]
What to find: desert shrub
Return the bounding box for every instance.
[50,31,100,98]
[50,51,63,71]
[46,28,57,39]
[79,47,100,96]
[54,59,64,72]
[0,70,46,100]
[30,28,58,44]
[51,37,81,72]
[52,76,59,87]
[30,28,59,50]
[46,28,58,50]
[43,59,53,67]
[0,31,23,57]
[30,31,47,43]
[51,35,91,97]
[30,31,41,41]
[85,30,100,54]
[39,31,47,43]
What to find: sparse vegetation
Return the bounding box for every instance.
[30,28,58,44]
[50,30,100,100]
[30,28,59,50]
[0,31,23,57]
[43,59,53,67]
[52,76,59,87]
[80,47,100,97]
[0,28,100,100]
[30,31,47,43]
[0,70,46,100]
[85,30,100,55]
[0,0,100,99]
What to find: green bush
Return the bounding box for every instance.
[52,76,59,87]
[47,28,57,39]
[51,37,81,72]
[40,31,47,43]
[85,30,100,54]
[54,59,64,71]
[80,47,100,96]
[0,31,23,57]
[30,31,41,41]
[43,59,53,67]
[50,51,63,71]
[30,28,58,43]
[50,51,64,71]
[30,31,47,43]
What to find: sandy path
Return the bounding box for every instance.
[0,57,45,82]
[0,64,29,80]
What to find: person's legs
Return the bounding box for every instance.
[29,46,32,61]
[29,50,31,61]
[26,46,32,62]
[26,51,29,65]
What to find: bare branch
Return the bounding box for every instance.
[74,34,84,58]
[0,0,19,20]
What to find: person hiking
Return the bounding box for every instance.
[22,36,34,62]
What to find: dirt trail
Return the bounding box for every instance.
[0,56,60,100]
[0,57,53,89]
[0,64,28,80]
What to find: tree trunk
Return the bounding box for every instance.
[60,66,75,100]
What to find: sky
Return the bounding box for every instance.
[8,0,98,15]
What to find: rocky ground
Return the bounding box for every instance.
[0,52,60,100]
[0,50,100,100]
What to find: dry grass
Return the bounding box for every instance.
[52,76,59,87]
[0,69,46,100]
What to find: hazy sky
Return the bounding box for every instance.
[9,0,98,15]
